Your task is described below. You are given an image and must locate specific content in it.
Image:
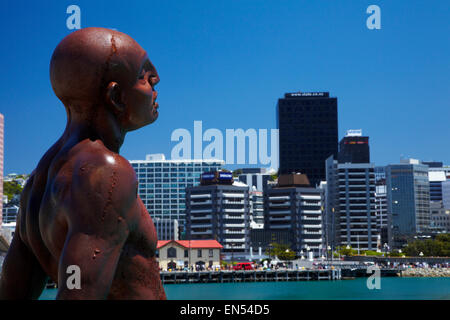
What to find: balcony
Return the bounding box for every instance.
[190,215,212,220]
[224,238,246,243]
[223,200,244,204]
[191,224,212,229]
[269,216,291,221]
[303,238,323,243]
[300,195,321,200]
[300,202,321,206]
[191,230,212,235]
[190,200,212,205]
[302,216,321,221]
[302,230,322,235]
[270,224,291,229]
[224,244,246,249]
[223,208,245,213]
[269,202,291,207]
[223,223,245,228]
[303,224,322,229]
[190,194,211,199]
[302,209,322,214]
[189,209,212,214]
[222,193,244,198]
[268,196,290,200]
[224,230,245,234]
[269,210,291,215]
[224,214,245,219]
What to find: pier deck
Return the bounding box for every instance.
[160,268,401,284]
[160,269,342,284]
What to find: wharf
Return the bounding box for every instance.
[160,269,342,284]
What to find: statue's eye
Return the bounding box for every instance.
[138,69,146,80]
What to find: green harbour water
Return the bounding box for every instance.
[39,277,450,300]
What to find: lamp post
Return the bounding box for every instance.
[319,244,322,260]
[327,245,332,263]
[231,243,235,269]
[285,249,290,269]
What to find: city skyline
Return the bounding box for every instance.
[1,1,449,174]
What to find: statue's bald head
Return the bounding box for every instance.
[50,27,160,130]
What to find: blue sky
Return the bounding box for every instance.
[0,0,449,174]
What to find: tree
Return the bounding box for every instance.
[265,242,296,260]
[403,235,450,257]
[3,180,23,201]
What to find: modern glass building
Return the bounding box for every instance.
[386,160,431,248]
[277,92,338,187]
[130,154,224,233]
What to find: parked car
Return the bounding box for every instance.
[233,262,254,271]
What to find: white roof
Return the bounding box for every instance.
[233,181,248,187]
[429,171,447,182]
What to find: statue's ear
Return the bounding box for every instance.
[106,82,125,114]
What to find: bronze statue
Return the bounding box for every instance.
[0,27,166,299]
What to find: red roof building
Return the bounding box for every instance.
[157,240,223,249]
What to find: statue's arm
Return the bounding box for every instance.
[56,157,138,299]
[0,229,48,299]
[0,175,49,300]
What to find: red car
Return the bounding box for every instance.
[233,262,254,270]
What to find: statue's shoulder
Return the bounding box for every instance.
[68,139,138,201]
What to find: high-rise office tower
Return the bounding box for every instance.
[0,113,4,227]
[338,129,370,164]
[386,159,431,248]
[326,156,378,251]
[277,92,338,187]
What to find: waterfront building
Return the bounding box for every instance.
[156,240,222,270]
[185,172,251,259]
[386,159,431,248]
[326,155,378,251]
[153,218,179,241]
[264,173,324,257]
[277,91,338,187]
[0,113,4,227]
[130,154,223,233]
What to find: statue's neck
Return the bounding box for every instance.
[62,105,126,153]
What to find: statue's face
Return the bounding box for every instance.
[120,50,160,131]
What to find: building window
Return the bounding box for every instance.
[184,249,189,258]
[197,249,202,258]
[167,247,177,258]
[209,249,214,258]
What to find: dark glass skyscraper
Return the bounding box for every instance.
[277,92,338,186]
